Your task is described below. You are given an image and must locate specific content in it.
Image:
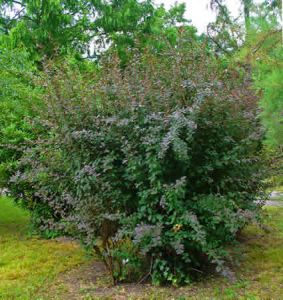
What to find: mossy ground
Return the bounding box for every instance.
[0,197,88,300]
[1,196,283,299]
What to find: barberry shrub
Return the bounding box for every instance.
[9,34,266,285]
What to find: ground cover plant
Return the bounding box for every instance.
[8,33,267,285]
[0,196,87,299]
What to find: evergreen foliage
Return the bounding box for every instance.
[0,47,41,186]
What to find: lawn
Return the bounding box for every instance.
[0,197,87,300]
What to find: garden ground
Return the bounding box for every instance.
[1,195,283,300]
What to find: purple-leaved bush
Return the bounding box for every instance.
[8,33,267,285]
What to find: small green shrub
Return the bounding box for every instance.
[8,35,266,285]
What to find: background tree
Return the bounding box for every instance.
[208,0,282,148]
[208,0,244,55]
[0,0,93,60]
[0,46,41,186]
[0,0,192,63]
[95,1,193,64]
[242,0,282,147]
[239,0,282,188]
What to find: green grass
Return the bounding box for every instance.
[266,184,283,193]
[274,186,283,192]
[0,197,87,300]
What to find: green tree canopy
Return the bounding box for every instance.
[0,46,41,186]
[208,0,282,147]
[0,0,193,62]
[244,0,282,147]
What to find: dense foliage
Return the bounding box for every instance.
[210,0,282,148]
[241,0,282,187]
[8,35,266,284]
[209,0,282,188]
[0,0,191,63]
[247,1,282,147]
[0,47,41,187]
